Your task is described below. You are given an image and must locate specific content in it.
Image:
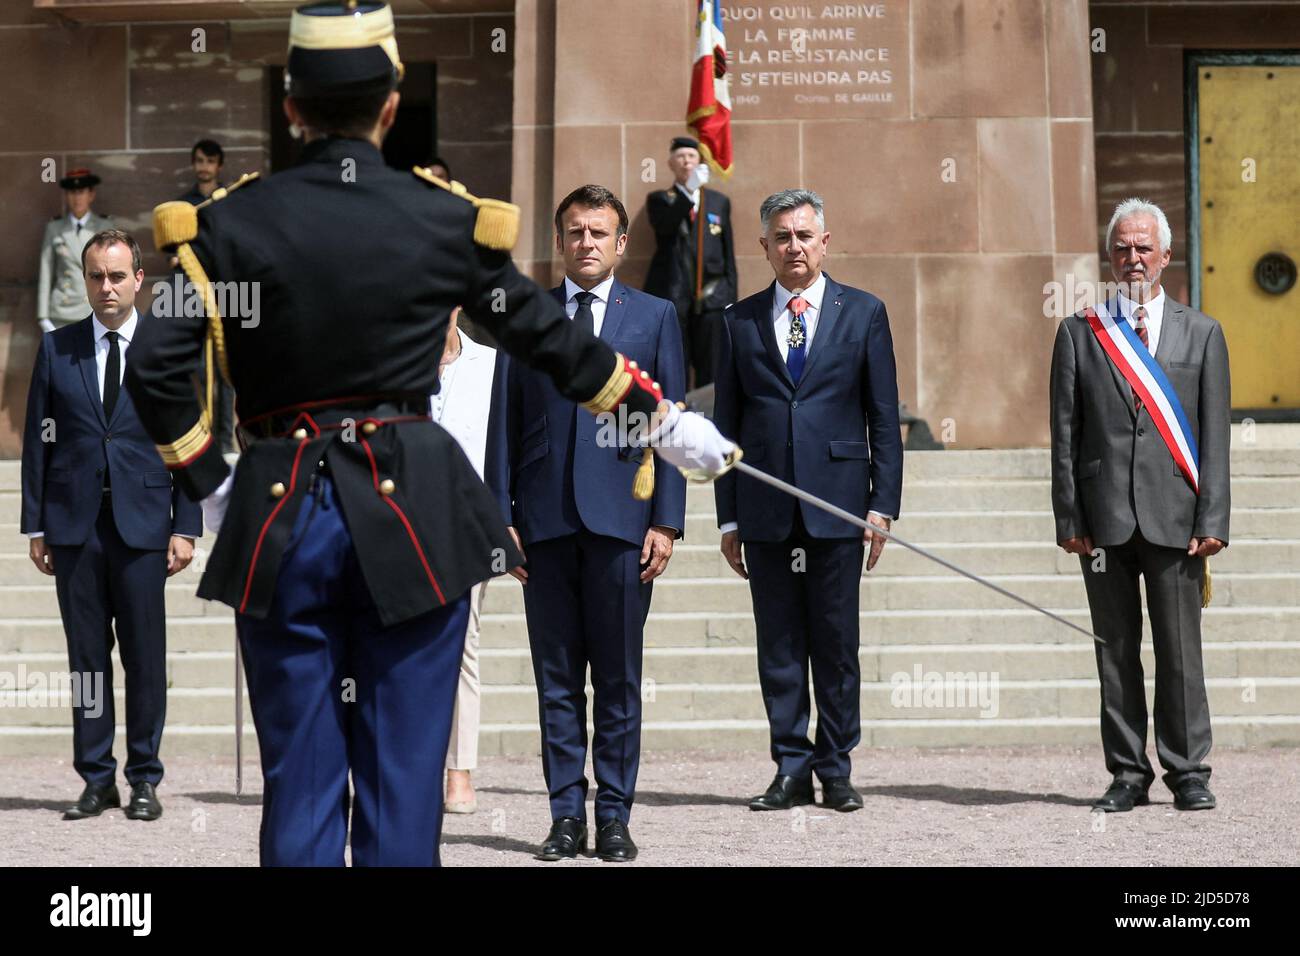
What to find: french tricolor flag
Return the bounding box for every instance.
[687,0,733,178]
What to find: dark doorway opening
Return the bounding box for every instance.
[267,63,438,173]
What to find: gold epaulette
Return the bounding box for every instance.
[412,166,520,251]
[152,172,260,251]
[149,174,260,441]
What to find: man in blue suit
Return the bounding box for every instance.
[713,189,903,813]
[21,230,201,822]
[490,185,686,862]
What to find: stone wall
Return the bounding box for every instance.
[0,0,512,457]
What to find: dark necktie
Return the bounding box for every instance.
[786,295,809,385]
[103,330,121,421]
[572,290,596,337]
[1131,305,1149,413]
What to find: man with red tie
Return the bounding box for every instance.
[713,188,904,813]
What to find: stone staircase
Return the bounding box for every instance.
[2,427,1298,759]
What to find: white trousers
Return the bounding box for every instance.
[446,579,486,771]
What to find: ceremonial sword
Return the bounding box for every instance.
[235,638,244,795]
[696,455,1103,645]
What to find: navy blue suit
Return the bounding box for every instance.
[20,315,202,788]
[713,275,903,781]
[488,279,686,824]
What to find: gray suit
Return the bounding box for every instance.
[1050,295,1231,790]
[37,212,115,328]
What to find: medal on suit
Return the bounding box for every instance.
[787,314,806,350]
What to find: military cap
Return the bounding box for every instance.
[670,136,700,152]
[59,168,101,190]
[285,0,405,98]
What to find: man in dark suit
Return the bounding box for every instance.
[643,135,737,389]
[1051,198,1230,813]
[491,184,687,862]
[713,188,903,814]
[21,229,201,822]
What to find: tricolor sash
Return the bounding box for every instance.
[1084,300,1201,494]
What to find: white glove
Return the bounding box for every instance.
[38,318,55,334]
[645,403,736,477]
[684,162,709,193]
[201,470,235,534]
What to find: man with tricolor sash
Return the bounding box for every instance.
[1050,198,1231,814]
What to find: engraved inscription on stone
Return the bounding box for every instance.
[722,2,910,118]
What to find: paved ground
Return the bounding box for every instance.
[2,747,1296,866]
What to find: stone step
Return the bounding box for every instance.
[7,505,1300,554]
[3,444,1298,487]
[3,474,1296,522]
[3,538,1298,585]
[3,677,1296,728]
[478,573,1300,616]
[494,605,1299,648]
[4,605,1297,657]
[3,712,1298,758]
[7,639,1298,691]
[679,507,1300,543]
[0,585,226,618]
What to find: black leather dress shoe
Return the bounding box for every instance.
[595,819,638,862]
[1173,778,1216,811]
[749,774,815,811]
[537,817,587,861]
[124,782,162,821]
[821,777,864,812]
[1092,780,1149,812]
[64,783,121,820]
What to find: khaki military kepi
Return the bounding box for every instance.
[128,0,665,628]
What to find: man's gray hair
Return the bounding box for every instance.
[1106,198,1173,254]
[760,188,826,233]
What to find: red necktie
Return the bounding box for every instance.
[1132,305,1149,413]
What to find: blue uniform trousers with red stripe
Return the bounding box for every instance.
[236,473,469,866]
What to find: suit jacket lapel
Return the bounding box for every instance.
[78,319,108,429]
[1153,298,1187,372]
[798,274,843,386]
[753,283,792,388]
[600,280,629,344]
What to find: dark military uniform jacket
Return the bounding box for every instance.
[124,137,658,627]
[644,185,737,317]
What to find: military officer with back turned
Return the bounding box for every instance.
[123,0,735,867]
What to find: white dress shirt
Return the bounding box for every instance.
[719,272,891,534]
[30,309,146,540]
[563,274,616,336]
[70,213,91,233]
[1116,288,1165,358]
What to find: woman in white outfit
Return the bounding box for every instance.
[431,307,499,813]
